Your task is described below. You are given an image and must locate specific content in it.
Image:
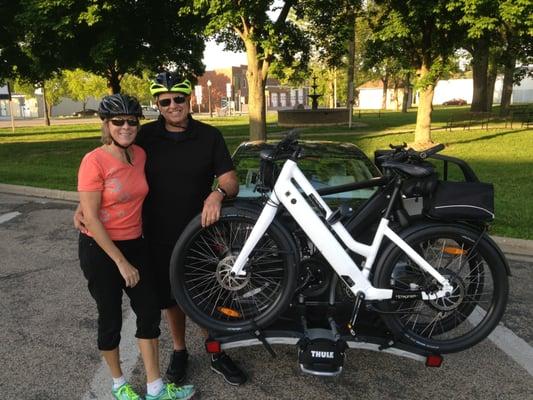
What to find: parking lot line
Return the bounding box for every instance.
[0,211,21,224]
[470,306,533,376]
[82,310,138,399]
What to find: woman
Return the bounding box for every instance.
[77,93,195,400]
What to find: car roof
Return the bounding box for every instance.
[234,139,369,158]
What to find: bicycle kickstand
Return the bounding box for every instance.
[347,292,365,337]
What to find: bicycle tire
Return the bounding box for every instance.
[170,206,298,333]
[373,223,508,353]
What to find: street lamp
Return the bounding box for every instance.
[207,79,212,118]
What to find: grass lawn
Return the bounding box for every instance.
[1,109,532,239]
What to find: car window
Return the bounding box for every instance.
[232,141,381,210]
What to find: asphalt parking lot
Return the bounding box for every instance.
[0,192,532,400]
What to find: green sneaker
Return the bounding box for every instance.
[112,383,142,400]
[145,383,195,400]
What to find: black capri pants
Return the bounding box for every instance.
[78,233,161,351]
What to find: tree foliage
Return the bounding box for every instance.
[75,0,207,93]
[369,0,464,145]
[194,0,310,140]
[63,69,107,109]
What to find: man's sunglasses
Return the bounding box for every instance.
[110,118,140,127]
[158,96,187,107]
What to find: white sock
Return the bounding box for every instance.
[147,378,164,396]
[112,376,127,389]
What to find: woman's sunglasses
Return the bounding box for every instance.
[158,96,187,107]
[109,118,140,127]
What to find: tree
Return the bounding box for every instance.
[121,72,153,105]
[371,1,463,146]
[13,0,91,125]
[497,0,533,115]
[196,1,311,141]
[63,69,107,111]
[75,1,207,94]
[0,0,24,80]
[450,0,533,113]
[10,1,206,96]
[301,0,361,109]
[15,73,68,124]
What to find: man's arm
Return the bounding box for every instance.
[201,170,238,227]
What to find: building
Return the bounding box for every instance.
[194,66,309,115]
[357,75,533,110]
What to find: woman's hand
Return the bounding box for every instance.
[73,203,89,234]
[116,259,140,287]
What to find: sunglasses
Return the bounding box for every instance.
[158,96,187,107]
[109,118,140,127]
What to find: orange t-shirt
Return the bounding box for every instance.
[77,145,148,240]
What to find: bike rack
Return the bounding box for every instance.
[205,305,443,376]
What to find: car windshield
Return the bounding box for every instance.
[232,140,381,210]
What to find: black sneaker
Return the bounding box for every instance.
[166,349,188,384]
[210,352,247,386]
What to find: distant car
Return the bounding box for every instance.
[142,105,160,119]
[231,140,382,210]
[442,98,467,106]
[73,109,98,117]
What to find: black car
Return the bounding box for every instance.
[73,109,98,117]
[232,140,382,210]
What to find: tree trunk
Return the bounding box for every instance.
[486,59,498,111]
[500,57,515,116]
[42,84,50,126]
[413,65,435,147]
[381,72,389,110]
[106,69,122,94]
[470,38,489,112]
[346,24,355,109]
[402,72,411,113]
[393,80,400,111]
[245,42,267,141]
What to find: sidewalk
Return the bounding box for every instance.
[1,182,532,262]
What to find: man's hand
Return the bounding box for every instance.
[73,203,88,234]
[201,191,224,227]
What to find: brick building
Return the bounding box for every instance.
[193,66,309,114]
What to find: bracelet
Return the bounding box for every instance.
[214,186,227,198]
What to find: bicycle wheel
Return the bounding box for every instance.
[170,207,298,333]
[373,224,508,353]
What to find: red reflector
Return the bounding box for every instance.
[205,340,221,354]
[425,354,443,367]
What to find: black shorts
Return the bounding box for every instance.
[146,240,178,310]
[78,233,161,350]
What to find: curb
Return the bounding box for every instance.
[1,183,532,261]
[0,183,78,202]
[491,236,533,261]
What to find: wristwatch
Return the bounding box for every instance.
[214,186,227,198]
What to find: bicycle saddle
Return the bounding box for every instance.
[380,161,434,177]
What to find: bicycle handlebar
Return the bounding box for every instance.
[379,143,445,164]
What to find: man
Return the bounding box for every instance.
[140,72,246,386]
[75,72,247,386]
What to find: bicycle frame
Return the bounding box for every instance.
[230,159,454,301]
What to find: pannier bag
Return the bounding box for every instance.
[426,181,494,221]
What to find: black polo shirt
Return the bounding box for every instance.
[136,115,234,245]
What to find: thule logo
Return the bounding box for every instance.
[311,350,334,359]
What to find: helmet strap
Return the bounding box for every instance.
[111,138,132,165]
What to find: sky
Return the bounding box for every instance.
[202,40,247,70]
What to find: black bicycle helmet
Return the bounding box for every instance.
[150,71,192,96]
[98,93,143,120]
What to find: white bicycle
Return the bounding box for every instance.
[170,133,509,354]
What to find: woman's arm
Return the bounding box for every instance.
[79,191,140,287]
